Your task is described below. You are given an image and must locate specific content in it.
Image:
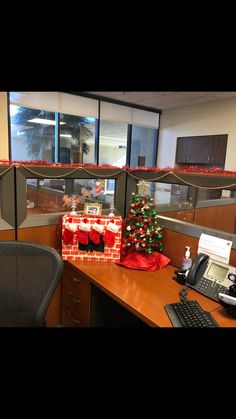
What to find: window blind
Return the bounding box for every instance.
[100,101,159,128]
[10,92,99,118]
[131,109,159,128]
[100,101,132,124]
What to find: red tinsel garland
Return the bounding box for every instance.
[0,160,236,176]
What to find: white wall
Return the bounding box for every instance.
[0,92,9,159]
[158,98,236,171]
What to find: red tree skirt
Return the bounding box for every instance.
[116,249,171,271]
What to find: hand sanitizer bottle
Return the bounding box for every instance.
[181,246,192,271]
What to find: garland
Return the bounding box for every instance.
[0,160,236,176]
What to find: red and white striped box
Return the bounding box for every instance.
[61,214,122,262]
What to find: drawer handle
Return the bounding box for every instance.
[72,277,81,283]
[68,291,81,304]
[72,297,81,304]
[67,310,81,324]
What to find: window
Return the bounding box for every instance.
[9,93,160,169]
[10,92,98,164]
[99,120,128,166]
[10,105,55,162]
[59,113,95,164]
[130,125,157,167]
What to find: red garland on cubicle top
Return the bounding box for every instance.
[1,160,236,176]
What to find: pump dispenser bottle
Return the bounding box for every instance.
[181,246,192,271]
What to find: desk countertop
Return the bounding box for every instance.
[67,261,236,327]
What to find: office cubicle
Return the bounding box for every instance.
[125,169,236,266]
[2,163,236,324]
[14,165,126,241]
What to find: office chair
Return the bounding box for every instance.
[0,241,64,327]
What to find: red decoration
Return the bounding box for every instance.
[1,160,236,176]
[116,248,171,271]
[77,218,91,245]
[95,180,104,195]
[62,229,74,245]
[62,217,77,245]
[103,219,119,247]
[89,219,104,244]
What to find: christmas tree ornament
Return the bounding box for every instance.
[137,180,148,195]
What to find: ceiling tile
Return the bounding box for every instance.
[86,91,236,111]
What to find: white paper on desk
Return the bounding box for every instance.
[198,233,232,264]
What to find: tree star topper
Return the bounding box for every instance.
[137,180,148,195]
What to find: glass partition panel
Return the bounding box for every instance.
[194,188,236,234]
[130,179,236,234]
[73,178,117,214]
[26,177,117,216]
[27,178,66,214]
[151,181,195,223]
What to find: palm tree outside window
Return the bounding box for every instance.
[10,105,95,164]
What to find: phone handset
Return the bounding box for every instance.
[186,253,209,285]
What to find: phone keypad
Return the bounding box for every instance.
[192,278,228,302]
[196,278,209,292]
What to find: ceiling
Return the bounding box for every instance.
[87,91,236,111]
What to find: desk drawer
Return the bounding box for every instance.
[62,305,88,327]
[64,268,90,297]
[62,285,90,326]
[62,265,91,327]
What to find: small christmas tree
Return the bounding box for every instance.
[123,180,163,255]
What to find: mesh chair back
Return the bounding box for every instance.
[0,241,64,327]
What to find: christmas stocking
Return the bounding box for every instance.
[77,218,91,245]
[62,217,77,245]
[103,220,120,247]
[90,219,104,244]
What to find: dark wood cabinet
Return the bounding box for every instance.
[176,135,228,165]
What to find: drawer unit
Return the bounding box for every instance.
[61,263,91,327]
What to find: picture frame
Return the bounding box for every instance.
[84,202,102,215]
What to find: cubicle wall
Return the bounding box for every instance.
[11,165,236,247]
[126,169,236,238]
[159,216,236,269]
[2,164,236,325]
[0,165,15,240]
[14,165,127,326]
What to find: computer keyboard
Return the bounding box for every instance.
[164,299,220,328]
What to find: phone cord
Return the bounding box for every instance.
[179,286,189,302]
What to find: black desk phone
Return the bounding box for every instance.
[186,253,236,302]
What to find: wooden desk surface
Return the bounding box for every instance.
[67,261,236,327]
